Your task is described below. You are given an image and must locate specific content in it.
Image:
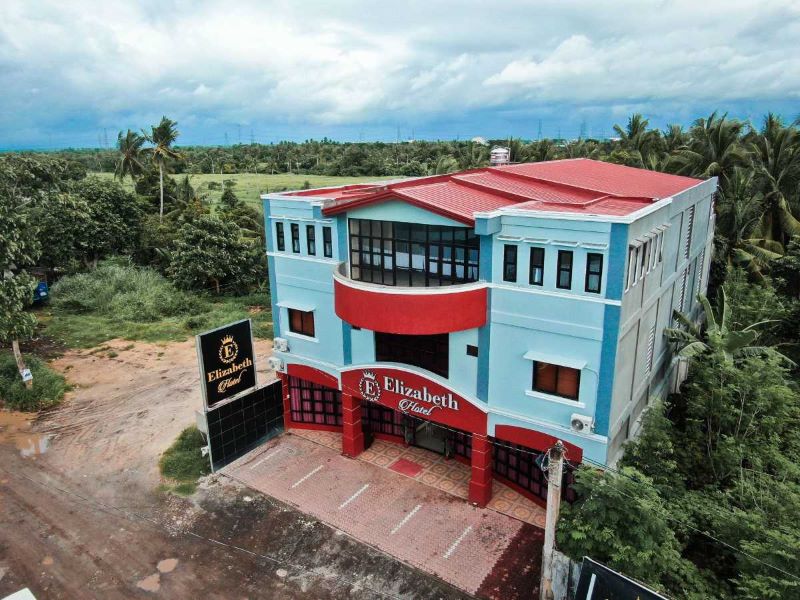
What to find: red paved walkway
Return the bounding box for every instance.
[223,432,544,597]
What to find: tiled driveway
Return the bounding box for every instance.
[223,431,545,597]
[295,429,547,527]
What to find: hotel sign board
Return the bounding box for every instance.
[342,367,487,434]
[196,319,257,410]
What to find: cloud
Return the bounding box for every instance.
[0,0,798,147]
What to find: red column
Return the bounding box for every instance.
[341,392,364,458]
[469,434,492,507]
[278,372,292,428]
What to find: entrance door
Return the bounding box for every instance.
[412,420,447,454]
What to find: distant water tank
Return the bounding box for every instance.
[490,146,511,166]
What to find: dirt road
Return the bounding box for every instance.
[0,339,468,599]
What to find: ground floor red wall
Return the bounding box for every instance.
[280,369,578,508]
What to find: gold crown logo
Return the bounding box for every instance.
[219,335,239,364]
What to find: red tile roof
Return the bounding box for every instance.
[299,159,704,225]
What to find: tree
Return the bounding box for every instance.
[669,111,750,188]
[665,288,793,366]
[114,129,146,182]
[748,114,800,245]
[0,160,42,386]
[145,116,182,221]
[612,114,660,168]
[219,179,240,210]
[714,167,782,280]
[168,214,261,293]
[558,466,707,597]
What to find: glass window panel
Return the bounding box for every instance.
[556,367,579,398]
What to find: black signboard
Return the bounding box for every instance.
[196,319,257,409]
[576,557,668,600]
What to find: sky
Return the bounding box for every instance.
[1,0,799,150]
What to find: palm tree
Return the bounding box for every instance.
[668,111,750,188]
[114,129,145,181]
[662,124,687,154]
[715,167,782,280]
[145,116,183,221]
[665,289,794,366]
[612,114,660,167]
[748,113,800,245]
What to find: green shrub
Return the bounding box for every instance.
[159,426,211,484]
[0,352,68,411]
[51,260,205,322]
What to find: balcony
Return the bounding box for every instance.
[333,263,488,335]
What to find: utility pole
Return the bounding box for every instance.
[540,440,565,600]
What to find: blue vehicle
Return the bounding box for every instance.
[30,269,50,305]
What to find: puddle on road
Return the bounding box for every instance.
[137,573,161,592]
[0,410,51,457]
[157,558,178,573]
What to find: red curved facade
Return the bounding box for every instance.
[334,277,488,335]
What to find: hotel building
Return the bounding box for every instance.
[263,158,716,507]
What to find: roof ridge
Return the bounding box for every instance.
[484,166,608,199]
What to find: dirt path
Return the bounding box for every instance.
[0,338,469,599]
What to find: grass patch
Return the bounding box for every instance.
[90,171,395,212]
[0,352,68,412]
[159,426,211,496]
[42,262,273,348]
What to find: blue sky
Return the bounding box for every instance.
[1,0,798,150]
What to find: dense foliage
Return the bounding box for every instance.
[559,271,800,598]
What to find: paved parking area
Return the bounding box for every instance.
[295,429,547,527]
[223,431,544,597]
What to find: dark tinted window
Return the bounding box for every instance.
[557,250,573,289]
[503,244,517,282]
[323,227,333,257]
[275,222,285,251]
[529,247,544,285]
[375,332,449,378]
[585,253,603,293]
[291,223,300,253]
[306,225,316,255]
[533,361,580,400]
[288,309,315,337]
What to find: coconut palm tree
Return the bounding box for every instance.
[114,129,145,182]
[665,288,793,366]
[748,113,800,245]
[715,168,782,280]
[662,124,687,154]
[668,111,750,188]
[612,114,660,167]
[145,116,183,221]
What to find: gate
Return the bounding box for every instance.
[206,379,284,471]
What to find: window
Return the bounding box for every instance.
[323,226,333,258]
[375,332,449,378]
[533,361,581,400]
[684,205,695,259]
[288,376,342,426]
[466,344,479,357]
[679,268,689,312]
[639,240,649,279]
[503,244,518,282]
[585,253,603,293]
[290,223,300,253]
[645,325,656,374]
[529,247,545,286]
[556,250,573,289]
[696,249,705,294]
[306,225,316,255]
[288,309,315,337]
[626,246,637,290]
[275,222,285,251]
[349,219,478,287]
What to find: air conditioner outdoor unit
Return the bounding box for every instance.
[570,413,593,433]
[273,337,289,352]
[267,356,284,372]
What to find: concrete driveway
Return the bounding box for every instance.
[223,431,544,598]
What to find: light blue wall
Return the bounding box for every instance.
[346,199,464,227]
